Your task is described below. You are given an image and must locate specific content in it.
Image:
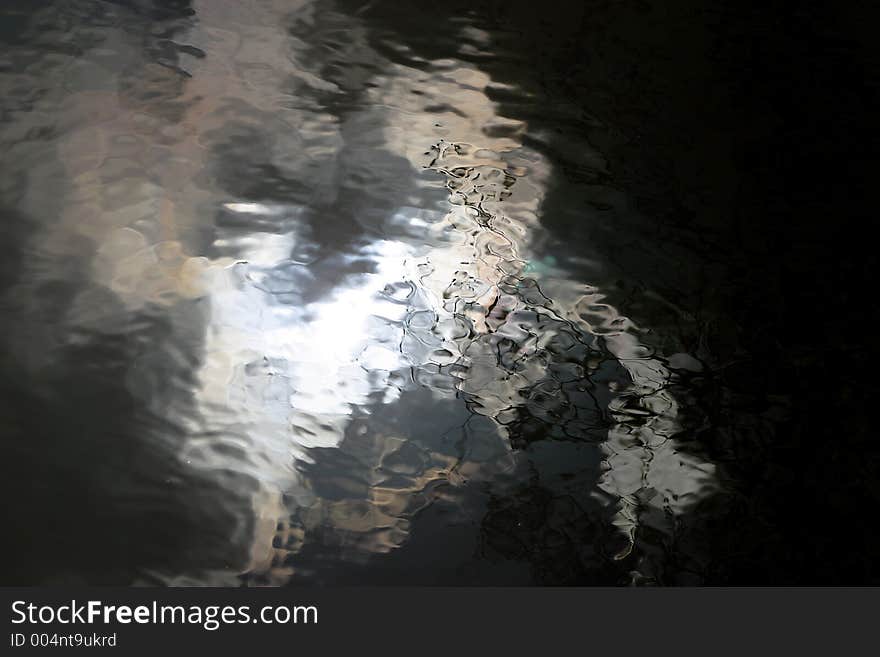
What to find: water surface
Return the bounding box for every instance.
[1,0,873,585]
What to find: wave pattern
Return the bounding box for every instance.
[0,0,718,585]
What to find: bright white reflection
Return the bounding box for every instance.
[223,202,282,215]
[194,237,413,450]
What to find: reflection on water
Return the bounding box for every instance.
[1,0,722,585]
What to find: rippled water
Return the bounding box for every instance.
[3,1,871,585]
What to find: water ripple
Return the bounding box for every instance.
[1,0,720,585]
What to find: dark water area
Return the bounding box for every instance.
[0,0,876,585]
